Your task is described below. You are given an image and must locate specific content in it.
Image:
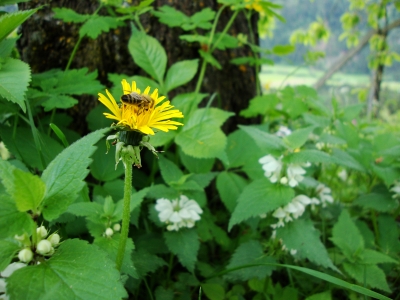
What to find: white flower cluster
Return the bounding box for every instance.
[275,126,292,137]
[259,155,310,187]
[155,195,203,231]
[103,223,121,238]
[390,181,400,199]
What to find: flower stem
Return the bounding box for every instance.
[115,157,132,271]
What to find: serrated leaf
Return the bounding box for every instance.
[41,94,78,111]
[0,57,30,112]
[199,49,222,69]
[240,94,279,118]
[164,59,198,93]
[372,165,400,186]
[212,33,238,50]
[79,16,121,39]
[228,179,294,231]
[284,126,315,149]
[185,108,234,130]
[178,147,214,173]
[94,235,138,279]
[6,239,127,299]
[201,283,225,300]
[0,240,20,271]
[188,172,216,189]
[378,215,400,256]
[0,37,17,58]
[52,7,89,23]
[152,5,189,27]
[216,171,247,212]
[128,29,167,83]
[171,92,207,118]
[331,148,365,172]
[331,210,364,259]
[158,155,183,184]
[343,263,391,292]
[132,249,166,278]
[225,240,276,281]
[284,149,332,164]
[188,7,215,29]
[164,229,200,273]
[41,128,109,221]
[90,142,124,182]
[0,9,37,41]
[13,168,45,212]
[359,249,398,265]
[276,219,338,271]
[67,201,103,218]
[239,125,287,154]
[354,193,398,212]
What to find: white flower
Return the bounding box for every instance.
[36,240,52,255]
[275,126,292,137]
[390,181,400,199]
[1,262,26,298]
[48,233,60,246]
[271,207,291,228]
[113,224,121,231]
[285,195,312,219]
[314,184,334,207]
[155,195,203,231]
[338,169,348,181]
[286,163,310,187]
[36,226,47,239]
[18,248,33,263]
[259,155,283,183]
[104,228,114,237]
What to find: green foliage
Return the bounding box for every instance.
[0,8,38,42]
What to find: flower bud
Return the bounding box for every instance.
[18,248,33,263]
[36,226,48,239]
[113,224,121,232]
[280,177,288,185]
[14,234,26,241]
[48,233,60,246]
[105,228,114,237]
[36,240,52,255]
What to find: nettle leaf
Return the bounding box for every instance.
[164,229,200,273]
[158,155,183,184]
[276,219,338,271]
[185,108,234,130]
[186,8,215,30]
[331,149,365,172]
[90,142,124,182]
[225,240,276,281]
[94,235,138,279]
[343,263,391,293]
[0,57,30,112]
[0,37,17,58]
[228,179,294,231]
[354,192,398,212]
[283,126,315,149]
[172,92,207,118]
[240,94,280,118]
[132,249,167,278]
[13,168,45,212]
[188,172,217,189]
[330,210,364,259]
[42,94,78,111]
[0,239,20,271]
[52,7,90,23]
[372,165,400,186]
[41,128,109,221]
[378,215,400,256]
[201,284,225,300]
[199,49,222,69]
[6,239,127,299]
[216,171,248,212]
[128,29,167,83]
[178,147,215,173]
[0,8,37,41]
[359,249,398,265]
[284,150,332,164]
[51,68,103,95]
[152,5,189,27]
[239,125,287,154]
[164,59,199,93]
[79,16,122,39]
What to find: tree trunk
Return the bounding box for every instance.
[18,0,259,134]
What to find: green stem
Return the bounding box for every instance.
[166,253,174,283]
[115,157,132,271]
[47,108,57,136]
[65,36,83,72]
[210,9,240,52]
[143,278,154,300]
[26,99,46,170]
[245,11,261,95]
[207,5,227,47]
[194,59,207,94]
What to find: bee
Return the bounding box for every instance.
[120,92,155,112]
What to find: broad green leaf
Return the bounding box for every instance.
[148,130,176,147]
[0,37,17,58]
[188,173,217,189]
[164,59,198,92]
[67,201,103,218]
[164,229,200,273]
[185,108,234,130]
[175,123,227,159]
[52,7,89,23]
[378,214,400,256]
[79,16,122,39]
[0,239,20,271]
[42,94,78,111]
[228,179,294,231]
[305,291,332,300]
[201,283,225,300]
[186,8,215,30]
[0,57,30,112]
[359,249,398,265]
[171,92,207,118]
[335,121,359,149]
[372,165,400,186]
[302,113,331,128]
[239,125,287,154]
[225,240,276,281]
[212,33,238,50]
[340,104,364,121]
[330,210,364,259]
[13,169,45,212]
[178,147,215,173]
[158,155,184,184]
[154,286,174,300]
[0,9,37,41]
[41,128,109,220]
[272,44,295,55]
[94,235,138,279]
[284,149,332,164]
[128,29,167,83]
[132,249,166,278]
[343,263,391,293]
[87,105,113,131]
[152,5,189,27]
[331,148,365,172]
[276,219,338,271]
[354,192,398,212]
[216,171,247,212]
[284,126,315,149]
[90,142,124,182]
[317,133,346,145]
[281,95,308,119]
[199,49,222,69]
[6,239,127,299]
[240,94,280,118]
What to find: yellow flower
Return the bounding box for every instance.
[245,0,264,13]
[98,79,184,135]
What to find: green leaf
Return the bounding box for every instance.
[378,214,400,256]
[239,125,287,154]
[228,179,294,231]
[52,7,90,23]
[240,94,279,118]
[359,249,398,265]
[343,263,391,293]
[354,192,398,212]
[372,165,400,186]
[0,9,37,42]
[6,239,127,299]
[79,16,122,39]
[171,92,207,118]
[0,239,20,271]
[330,210,364,259]
[0,57,30,112]
[90,142,124,182]
[178,147,215,173]
[132,249,166,278]
[199,49,222,69]
[42,94,78,111]
[41,128,109,220]
[305,291,332,300]
[201,283,225,300]
[276,219,338,271]
[212,33,238,50]
[128,29,167,83]
[272,44,295,55]
[284,150,332,164]
[187,8,215,30]
[164,59,198,93]
[225,240,276,281]
[216,171,247,212]
[283,126,314,149]
[164,229,200,273]
[0,37,17,58]
[152,5,189,27]
[331,149,365,172]
[158,155,183,185]
[13,168,45,212]
[185,108,234,130]
[94,235,138,279]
